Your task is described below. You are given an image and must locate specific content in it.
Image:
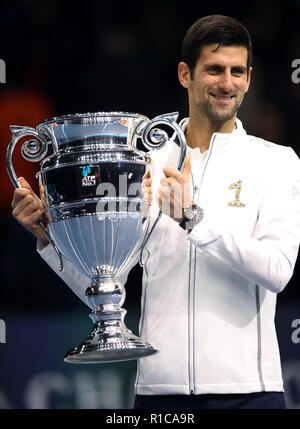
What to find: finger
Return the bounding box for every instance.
[38,179,45,196]
[13,196,41,218]
[160,177,181,193]
[21,211,44,234]
[142,168,151,181]
[38,175,45,193]
[21,200,43,218]
[27,210,44,226]
[160,177,170,186]
[158,185,171,198]
[160,176,180,185]
[142,177,152,187]
[142,187,152,200]
[182,153,191,178]
[18,177,33,191]
[142,183,152,193]
[42,208,50,226]
[11,188,34,209]
[40,187,46,208]
[13,192,41,212]
[162,166,189,185]
[162,166,182,180]
[142,181,152,191]
[143,192,152,199]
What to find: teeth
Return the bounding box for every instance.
[210,93,235,102]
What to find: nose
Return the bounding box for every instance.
[218,70,233,93]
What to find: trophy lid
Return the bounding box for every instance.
[37,111,148,127]
[36,111,150,151]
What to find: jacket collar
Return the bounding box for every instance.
[179,117,247,153]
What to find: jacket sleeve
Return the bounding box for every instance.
[187,147,300,293]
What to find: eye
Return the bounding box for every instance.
[207,66,223,74]
[232,68,246,76]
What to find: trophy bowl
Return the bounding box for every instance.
[6,111,186,363]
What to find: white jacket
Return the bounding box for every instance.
[39,118,300,395]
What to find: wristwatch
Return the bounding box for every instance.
[179,203,204,231]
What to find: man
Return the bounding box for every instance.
[11,15,300,409]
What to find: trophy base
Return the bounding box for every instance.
[64,278,158,363]
[63,320,158,363]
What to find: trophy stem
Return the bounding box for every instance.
[64,277,157,363]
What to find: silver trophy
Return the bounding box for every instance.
[6,111,186,363]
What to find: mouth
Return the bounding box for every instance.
[210,93,235,104]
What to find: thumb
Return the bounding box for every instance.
[18,177,33,191]
[182,154,191,178]
[142,167,151,181]
[38,175,45,193]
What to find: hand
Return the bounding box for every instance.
[11,177,49,247]
[158,154,193,222]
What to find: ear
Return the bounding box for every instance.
[178,62,191,89]
[244,66,252,93]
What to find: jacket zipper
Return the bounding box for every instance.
[188,134,216,394]
[188,241,196,393]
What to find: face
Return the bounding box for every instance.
[178,44,251,124]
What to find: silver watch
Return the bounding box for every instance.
[179,203,204,230]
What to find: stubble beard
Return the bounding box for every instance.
[200,93,244,125]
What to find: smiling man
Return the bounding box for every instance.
[135,15,300,409]
[11,15,300,410]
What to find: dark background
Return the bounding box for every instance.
[0,0,299,409]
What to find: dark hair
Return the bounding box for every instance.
[182,15,253,78]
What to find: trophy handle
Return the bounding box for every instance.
[137,112,187,266]
[139,111,186,172]
[6,126,49,188]
[6,126,64,272]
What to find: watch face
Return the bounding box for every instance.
[184,204,203,223]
